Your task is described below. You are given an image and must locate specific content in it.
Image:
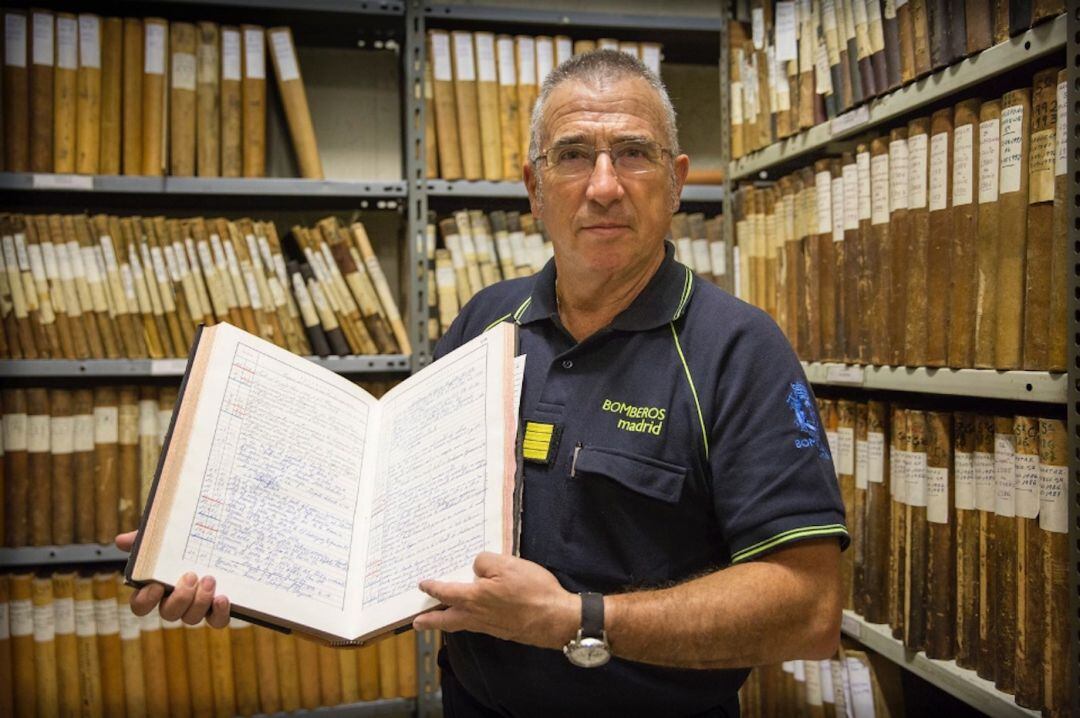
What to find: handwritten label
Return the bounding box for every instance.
[9,600,32,638]
[867,431,884,483]
[119,605,141,640]
[929,132,948,211]
[994,434,1016,517]
[843,163,858,230]
[28,415,49,453]
[857,151,871,220]
[54,598,75,634]
[831,105,870,136]
[73,414,94,453]
[78,15,100,69]
[5,13,26,67]
[1056,80,1067,176]
[775,2,798,61]
[94,599,119,636]
[907,133,928,209]
[33,603,55,642]
[831,176,844,241]
[452,32,475,82]
[1040,464,1067,533]
[975,450,1002,511]
[752,7,765,49]
[907,450,927,507]
[221,29,241,81]
[270,31,300,82]
[32,12,53,67]
[144,22,166,75]
[999,105,1024,194]
[954,451,974,510]
[816,171,832,235]
[494,36,516,87]
[836,426,854,475]
[847,657,876,718]
[74,599,95,636]
[889,139,908,211]
[978,119,999,203]
[516,37,535,86]
[474,33,496,83]
[56,16,76,70]
[953,124,974,206]
[3,413,27,452]
[536,38,554,85]
[870,153,889,225]
[172,52,196,91]
[1014,452,1039,519]
[855,439,869,490]
[244,28,265,80]
[926,466,949,523]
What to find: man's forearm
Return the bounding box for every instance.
[603,539,842,669]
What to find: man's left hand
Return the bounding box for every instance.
[413,553,579,650]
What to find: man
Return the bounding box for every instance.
[119,50,846,717]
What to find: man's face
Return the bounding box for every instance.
[524,76,690,277]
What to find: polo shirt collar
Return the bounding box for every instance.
[517,240,695,332]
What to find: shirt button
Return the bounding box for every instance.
[562,360,574,369]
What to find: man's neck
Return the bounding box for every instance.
[555,249,665,342]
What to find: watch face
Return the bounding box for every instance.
[567,637,611,668]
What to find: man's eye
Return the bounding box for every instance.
[557,148,588,161]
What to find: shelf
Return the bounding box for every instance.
[0,544,129,566]
[424,4,722,32]
[0,173,408,199]
[159,0,405,15]
[801,362,1066,404]
[840,612,1039,718]
[0,355,412,379]
[266,697,415,717]
[426,179,723,203]
[729,14,1066,180]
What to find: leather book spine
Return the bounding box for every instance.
[903,409,928,652]
[1012,414,1043,709]
[965,0,993,54]
[196,22,221,178]
[869,137,891,365]
[926,108,953,366]
[865,0,889,93]
[948,99,980,367]
[1009,0,1033,34]
[973,100,1002,367]
[52,14,77,173]
[49,389,73,544]
[995,87,1031,369]
[909,0,932,77]
[852,0,878,98]
[953,412,979,668]
[98,17,122,175]
[882,0,901,90]
[3,11,30,172]
[887,128,909,365]
[973,413,997,680]
[830,162,847,359]
[1049,70,1067,371]
[888,406,908,639]
[30,576,58,716]
[855,145,873,363]
[926,0,953,69]
[122,19,143,175]
[140,18,167,176]
[230,621,260,716]
[495,35,521,180]
[3,389,30,546]
[169,23,197,176]
[273,630,301,711]
[1038,417,1068,716]
[925,411,955,659]
[861,400,890,623]
[841,155,860,362]
[161,617,192,717]
[472,31,503,181]
[184,620,215,717]
[815,162,837,360]
[220,26,243,177]
[93,572,126,718]
[27,388,51,546]
[29,10,54,172]
[903,117,930,365]
[51,574,79,717]
[9,574,36,717]
[75,14,102,175]
[240,25,266,177]
[208,623,237,717]
[992,414,1017,692]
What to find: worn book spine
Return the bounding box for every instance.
[294,636,322,709]
[973,100,1001,367]
[73,577,104,717]
[1021,68,1058,370]
[995,88,1031,369]
[728,23,745,159]
[4,11,31,172]
[926,108,952,366]
[903,117,929,364]
[339,645,361,704]
[909,0,932,77]
[208,622,237,717]
[887,128,909,365]
[1049,70,1067,371]
[397,632,418,698]
[429,31,462,180]
[494,35,521,180]
[115,582,146,718]
[196,22,220,178]
[378,634,400,698]
[273,630,302,712]
[75,14,102,174]
[888,407,907,639]
[161,617,192,717]
[1032,0,1064,23]
[351,223,411,355]
[904,409,928,651]
[359,643,380,700]
[27,388,51,546]
[965,0,993,53]
[925,411,955,659]
[122,19,143,175]
[862,400,890,622]
[31,577,58,717]
[3,389,30,546]
[1038,417,1068,717]
[424,59,439,178]
[92,386,118,544]
[141,18,167,176]
[855,145,873,362]
[268,27,323,179]
[99,17,122,175]
[117,387,139,531]
[816,161,837,361]
[953,412,979,668]
[948,99,979,367]
[138,607,169,716]
[852,402,869,611]
[835,401,856,608]
[318,643,343,705]
[29,10,54,172]
[472,32,503,181]
[865,0,888,94]
[882,0,901,90]
[993,414,1017,692]
[241,25,266,177]
[840,155,859,361]
[92,573,125,717]
[49,389,73,545]
[52,13,78,174]
[9,574,35,717]
[926,0,952,69]
[1013,414,1042,709]
[248,625,281,713]
[184,620,215,717]
[842,0,865,104]
[799,9,818,127]
[869,137,891,365]
[230,621,260,717]
[220,26,242,177]
[169,22,197,176]
[1009,0,1033,34]
[71,389,95,543]
[450,31,483,180]
[802,171,822,359]
[51,574,79,717]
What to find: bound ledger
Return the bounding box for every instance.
[126,321,519,644]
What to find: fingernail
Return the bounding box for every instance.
[183,573,197,587]
[201,576,215,591]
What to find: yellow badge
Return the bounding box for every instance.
[522,421,561,465]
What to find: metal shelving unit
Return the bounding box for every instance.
[0,355,411,379]
[1066,10,1079,718]
[424,4,721,32]
[159,0,405,14]
[0,545,129,567]
[729,14,1067,181]
[426,179,723,203]
[0,172,408,198]
[840,612,1039,718]
[800,363,1066,404]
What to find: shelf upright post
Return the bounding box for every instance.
[719,5,735,296]
[406,0,432,372]
[1067,7,1080,715]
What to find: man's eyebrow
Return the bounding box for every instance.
[550,134,588,147]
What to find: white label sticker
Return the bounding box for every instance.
[0,604,8,640]
[710,240,726,276]
[847,658,875,718]
[994,434,1016,517]
[927,466,949,523]
[816,171,832,235]
[75,600,95,636]
[954,451,974,510]
[474,33,496,83]
[49,413,72,455]
[78,15,100,69]
[889,139,908,211]
[244,28,264,80]
[221,29,241,81]
[906,133,928,209]
[28,245,46,283]
[140,606,161,631]
[929,132,949,211]
[1056,81,1067,176]
[28,414,49,453]
[430,32,451,82]
[999,105,1024,194]
[953,124,974,206]
[95,406,119,444]
[496,36,516,86]
[794,659,806,682]
[5,13,27,68]
[831,176,845,241]
[536,38,554,85]
[54,598,75,635]
[94,599,119,636]
[870,153,890,225]
[868,432,884,483]
[843,163,858,230]
[32,12,53,66]
[144,22,165,75]
[857,151,871,220]
[556,37,573,67]
[452,32,476,82]
[3,413,27,452]
[837,427,854,475]
[776,2,798,61]
[820,660,835,704]
[1014,452,1040,519]
[14,233,30,270]
[730,82,744,125]
[907,450,927,507]
[751,7,766,50]
[10,600,33,638]
[1040,464,1067,533]
[855,439,869,490]
[979,119,1000,203]
[34,603,55,642]
[641,43,661,75]
[270,31,299,82]
[56,16,76,69]
[172,51,196,91]
[74,413,94,453]
[118,605,140,640]
[517,37,535,86]
[974,450,995,511]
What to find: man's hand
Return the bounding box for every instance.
[114,531,231,629]
[413,553,578,650]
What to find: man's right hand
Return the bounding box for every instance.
[114,531,232,628]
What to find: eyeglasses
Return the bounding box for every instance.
[534,140,672,178]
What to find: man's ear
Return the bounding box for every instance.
[670,154,690,211]
[524,160,541,216]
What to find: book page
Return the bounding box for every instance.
[142,323,379,638]
[351,323,515,638]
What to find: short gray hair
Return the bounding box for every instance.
[527,49,680,164]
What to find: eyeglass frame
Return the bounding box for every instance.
[531,139,675,177]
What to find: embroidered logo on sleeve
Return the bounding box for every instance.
[786,381,830,459]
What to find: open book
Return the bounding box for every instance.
[126,321,519,644]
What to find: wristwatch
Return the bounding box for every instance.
[563,592,611,668]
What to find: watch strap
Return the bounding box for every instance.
[580,592,604,639]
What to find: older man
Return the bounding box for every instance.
[120,50,846,717]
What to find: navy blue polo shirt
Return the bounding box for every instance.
[433,241,848,717]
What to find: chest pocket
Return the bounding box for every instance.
[551,445,713,592]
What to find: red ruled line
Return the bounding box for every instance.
[195,523,219,533]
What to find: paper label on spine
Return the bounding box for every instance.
[221,29,241,81]
[870,153,889,225]
[856,151,871,220]
[926,466,949,523]
[776,2,798,61]
[94,406,119,444]
[474,33,496,82]
[1014,452,1040,519]
[3,413,27,452]
[805,661,823,705]
[496,37,516,86]
[907,133,927,209]
[431,32,451,81]
[1029,128,1056,202]
[816,172,832,234]
[5,13,26,67]
[536,38,554,85]
[1040,464,1067,533]
[556,37,573,67]
[451,33,475,81]
[51,415,74,455]
[855,439,869,489]
[516,37,535,86]
[32,12,53,66]
[999,105,1024,194]
[928,132,949,211]
[144,23,165,75]
[118,605,140,640]
[979,119,1000,203]
[28,245,46,283]
[172,52,196,91]
[94,599,119,636]
[9,600,32,638]
[952,125,974,206]
[244,28,265,79]
[842,164,858,230]
[14,234,30,270]
[994,435,1016,517]
[867,432,884,483]
[730,83,744,125]
[270,31,300,82]
[831,177,845,241]
[906,451,927,507]
[34,603,55,642]
[641,43,661,75]
[56,16,76,69]
[78,15,100,69]
[74,600,95,636]
[0,605,7,640]
[1057,81,1067,176]
[836,427,854,474]
[889,140,908,211]
[54,598,75,634]
[820,660,835,703]
[27,415,49,453]
[73,414,94,452]
[140,606,161,631]
[954,451,974,510]
[752,7,765,49]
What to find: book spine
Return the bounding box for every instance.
[1038,417,1068,716]
[184,620,215,716]
[230,620,260,716]
[169,23,197,176]
[1013,414,1043,709]
[881,0,901,90]
[869,137,891,364]
[396,632,418,698]
[3,390,30,546]
[92,572,126,717]
[73,577,104,716]
[273,630,301,711]
[888,406,907,638]
[947,99,980,367]
[429,30,462,180]
[93,386,118,544]
[861,400,890,622]
[903,117,929,365]
[29,10,54,172]
[9,574,35,716]
[137,388,158,511]
[924,411,955,659]
[424,58,440,178]
[71,389,95,543]
[515,36,537,165]
[965,0,993,54]
[318,643,344,705]
[75,14,102,175]
[4,11,30,172]
[122,19,143,175]
[995,88,1031,369]
[53,14,77,174]
[51,573,79,717]
[50,389,74,544]
[865,0,888,93]
[1009,0,1033,35]
[973,413,997,680]
[141,18,168,176]
[903,409,928,651]
[853,402,869,609]
[909,0,932,77]
[817,162,839,360]
[378,634,400,698]
[27,388,51,546]
[208,622,237,717]
[196,22,221,178]
[295,634,322,709]
[117,387,139,532]
[241,25,266,177]
[451,31,483,180]
[358,643,380,701]
[339,645,361,704]
[973,100,1002,367]
[836,401,857,608]
[99,17,122,175]
[993,414,1017,692]
[926,108,952,366]
[31,577,58,716]
[1049,70,1067,371]
[887,128,909,365]
[473,32,503,181]
[220,27,242,177]
[161,617,192,717]
[926,0,952,69]
[952,412,979,668]
[268,27,323,179]
[115,581,147,718]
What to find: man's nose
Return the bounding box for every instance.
[584,151,624,207]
